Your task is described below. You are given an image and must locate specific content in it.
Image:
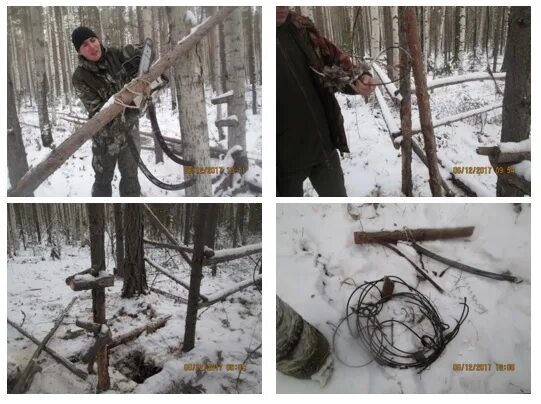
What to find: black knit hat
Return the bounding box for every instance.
[71,26,98,52]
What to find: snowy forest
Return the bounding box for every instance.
[7,6,262,197]
[288,6,530,197]
[7,203,262,393]
[277,203,530,393]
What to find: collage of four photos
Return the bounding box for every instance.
[4,3,532,396]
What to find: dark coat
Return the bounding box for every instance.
[286,12,370,154]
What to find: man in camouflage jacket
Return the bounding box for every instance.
[71,26,141,197]
[276,7,375,197]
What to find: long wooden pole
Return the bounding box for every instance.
[7,318,87,381]
[12,297,78,393]
[354,226,475,244]
[8,7,236,197]
[404,7,443,196]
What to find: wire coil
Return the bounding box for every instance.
[333,276,469,372]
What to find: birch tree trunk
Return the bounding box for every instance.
[391,6,400,77]
[168,6,212,196]
[422,7,430,71]
[455,6,466,73]
[224,7,247,152]
[246,7,258,114]
[369,6,380,59]
[8,30,32,195]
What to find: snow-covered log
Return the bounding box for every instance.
[393,103,503,138]
[144,238,215,258]
[108,316,171,350]
[149,287,188,304]
[199,276,262,308]
[203,243,262,266]
[476,147,530,164]
[7,7,236,197]
[411,72,506,93]
[354,226,474,244]
[211,90,234,104]
[374,88,400,145]
[372,63,402,104]
[7,318,88,381]
[12,297,78,393]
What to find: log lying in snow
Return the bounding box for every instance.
[143,238,215,258]
[476,147,530,164]
[199,276,263,308]
[75,320,103,334]
[149,287,188,304]
[108,316,172,349]
[203,243,262,266]
[7,7,236,197]
[65,267,93,285]
[410,72,506,93]
[354,226,474,244]
[372,62,402,104]
[7,319,88,381]
[12,297,78,393]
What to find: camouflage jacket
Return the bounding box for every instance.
[72,44,142,138]
[287,12,370,154]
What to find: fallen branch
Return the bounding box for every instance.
[410,72,506,93]
[477,146,530,164]
[408,242,520,283]
[108,316,171,349]
[12,297,78,393]
[144,238,215,258]
[203,243,262,266]
[8,7,236,197]
[354,226,474,245]
[145,258,191,292]
[379,243,444,293]
[7,318,87,381]
[199,276,263,308]
[372,63,402,104]
[149,287,188,304]
[143,204,193,267]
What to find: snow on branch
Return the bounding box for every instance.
[199,276,262,308]
[203,243,262,266]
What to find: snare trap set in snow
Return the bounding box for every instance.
[333,276,469,372]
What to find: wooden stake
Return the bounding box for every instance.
[354,226,474,244]
[404,7,443,196]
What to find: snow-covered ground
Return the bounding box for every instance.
[277,203,530,393]
[12,85,262,197]
[303,75,507,196]
[7,241,262,393]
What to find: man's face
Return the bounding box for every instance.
[78,37,101,62]
[276,7,289,26]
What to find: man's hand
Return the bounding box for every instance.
[353,74,376,96]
